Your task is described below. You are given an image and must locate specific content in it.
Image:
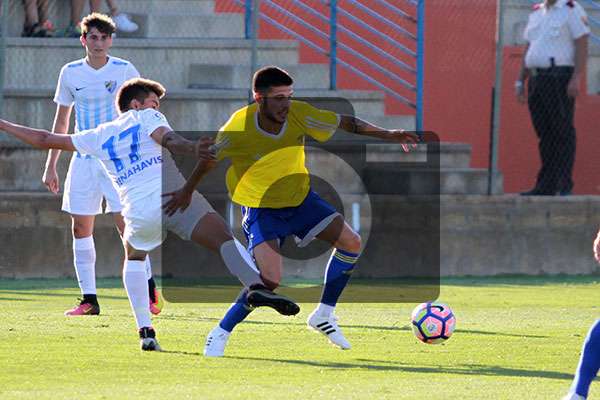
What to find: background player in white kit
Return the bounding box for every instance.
[0,78,298,351]
[42,13,161,316]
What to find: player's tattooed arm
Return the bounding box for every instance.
[338,114,420,152]
[338,115,372,135]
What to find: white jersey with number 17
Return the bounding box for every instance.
[70,108,179,206]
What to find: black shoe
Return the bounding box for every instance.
[246,284,300,316]
[558,189,572,196]
[520,188,552,196]
[139,327,162,351]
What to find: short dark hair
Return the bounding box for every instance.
[252,66,293,94]
[81,13,116,38]
[116,78,166,113]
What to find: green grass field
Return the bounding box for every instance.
[1,276,598,399]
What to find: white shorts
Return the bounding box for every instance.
[123,184,215,252]
[62,153,123,215]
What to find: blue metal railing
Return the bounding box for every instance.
[580,0,600,44]
[237,0,425,132]
[523,0,600,44]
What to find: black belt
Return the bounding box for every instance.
[529,66,574,76]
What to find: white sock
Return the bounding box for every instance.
[213,325,230,337]
[123,259,151,329]
[145,255,152,280]
[220,239,262,287]
[73,235,96,295]
[316,303,335,317]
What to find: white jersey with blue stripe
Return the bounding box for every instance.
[70,109,179,206]
[54,56,140,133]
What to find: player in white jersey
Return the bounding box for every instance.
[0,77,299,351]
[41,13,162,316]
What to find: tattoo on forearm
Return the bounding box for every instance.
[342,115,368,135]
[353,117,368,135]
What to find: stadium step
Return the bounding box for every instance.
[107,0,216,15]
[0,140,473,193]
[3,38,300,91]
[362,167,503,195]
[0,0,493,197]
[188,63,330,89]
[119,12,245,39]
[1,0,224,38]
[0,88,392,142]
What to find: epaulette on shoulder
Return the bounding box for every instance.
[566,0,575,8]
[531,3,542,12]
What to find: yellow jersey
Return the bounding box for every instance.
[214,100,339,208]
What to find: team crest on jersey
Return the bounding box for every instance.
[105,80,117,93]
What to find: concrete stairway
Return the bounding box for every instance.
[0,0,500,195]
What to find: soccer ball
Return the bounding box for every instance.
[411,301,455,344]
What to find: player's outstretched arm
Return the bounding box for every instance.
[338,114,419,152]
[0,119,76,151]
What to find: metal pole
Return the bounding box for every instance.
[0,0,10,118]
[245,0,252,39]
[249,0,260,104]
[329,0,337,90]
[416,0,424,133]
[489,0,504,195]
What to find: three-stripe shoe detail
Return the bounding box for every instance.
[307,310,351,350]
[315,321,337,335]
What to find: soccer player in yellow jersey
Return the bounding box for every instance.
[162,66,419,356]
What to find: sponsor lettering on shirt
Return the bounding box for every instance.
[115,156,163,186]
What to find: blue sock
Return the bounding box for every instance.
[218,288,254,333]
[320,249,358,306]
[571,318,600,398]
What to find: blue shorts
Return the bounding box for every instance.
[241,189,341,251]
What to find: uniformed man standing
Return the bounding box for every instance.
[516,0,590,196]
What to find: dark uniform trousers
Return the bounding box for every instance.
[527,65,576,194]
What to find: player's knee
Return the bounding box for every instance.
[343,231,361,253]
[260,272,282,290]
[72,224,92,238]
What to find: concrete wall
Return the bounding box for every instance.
[2,193,599,279]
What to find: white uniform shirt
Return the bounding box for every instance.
[523,0,590,68]
[54,56,140,132]
[71,109,180,206]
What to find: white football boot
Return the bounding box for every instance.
[307,309,351,350]
[204,326,231,357]
[562,393,586,400]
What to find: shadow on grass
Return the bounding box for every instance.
[228,355,573,379]
[442,274,600,287]
[157,315,547,338]
[0,290,127,301]
[0,278,126,290]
